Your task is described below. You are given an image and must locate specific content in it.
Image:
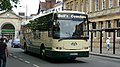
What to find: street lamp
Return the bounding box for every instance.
[25,5,28,20]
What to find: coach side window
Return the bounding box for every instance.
[33,30,40,39]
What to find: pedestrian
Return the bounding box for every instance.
[0,38,9,67]
[106,38,110,51]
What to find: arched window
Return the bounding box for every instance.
[1,23,15,39]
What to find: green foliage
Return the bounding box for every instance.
[0,0,19,11]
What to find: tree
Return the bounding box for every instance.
[0,0,19,11]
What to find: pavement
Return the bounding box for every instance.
[90,48,120,59]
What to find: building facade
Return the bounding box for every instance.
[0,10,30,39]
[46,0,56,10]
[37,0,56,14]
[64,0,120,48]
[54,1,63,12]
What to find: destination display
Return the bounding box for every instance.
[57,13,86,19]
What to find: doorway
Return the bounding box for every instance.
[1,23,15,39]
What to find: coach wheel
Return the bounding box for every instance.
[24,43,27,53]
[40,46,45,59]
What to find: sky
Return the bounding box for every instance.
[13,0,45,16]
[13,0,61,16]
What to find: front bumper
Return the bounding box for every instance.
[12,44,20,47]
[45,50,89,58]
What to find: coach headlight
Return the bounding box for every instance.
[56,47,62,50]
[84,47,89,49]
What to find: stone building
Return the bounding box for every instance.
[37,0,56,14]
[64,0,120,48]
[0,10,31,39]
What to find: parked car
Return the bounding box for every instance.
[11,38,20,48]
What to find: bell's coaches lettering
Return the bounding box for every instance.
[58,13,86,19]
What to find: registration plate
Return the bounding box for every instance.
[70,53,78,55]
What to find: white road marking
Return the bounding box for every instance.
[9,54,13,56]
[11,54,40,67]
[13,56,17,58]
[97,60,107,63]
[18,58,23,61]
[33,64,40,67]
[24,61,30,64]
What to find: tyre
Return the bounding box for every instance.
[24,43,27,53]
[24,46,27,53]
[40,45,45,59]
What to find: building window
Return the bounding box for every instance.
[117,20,120,37]
[75,0,78,11]
[56,9,57,12]
[95,0,99,11]
[101,21,103,29]
[70,1,73,10]
[81,1,84,12]
[92,22,96,37]
[58,8,60,11]
[90,0,92,12]
[66,3,69,9]
[109,0,113,8]
[118,0,120,6]
[101,21,104,37]
[92,22,96,29]
[102,0,106,10]
[86,0,88,13]
[19,12,25,16]
[108,21,111,37]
